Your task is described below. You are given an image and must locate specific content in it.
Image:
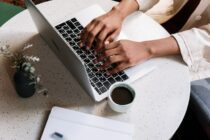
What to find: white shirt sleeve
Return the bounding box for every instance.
[172,24,210,80]
[135,0,159,11]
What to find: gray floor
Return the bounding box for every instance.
[171,103,209,140]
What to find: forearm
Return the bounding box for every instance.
[144,36,181,58]
[111,0,139,19]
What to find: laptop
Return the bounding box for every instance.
[25,0,156,101]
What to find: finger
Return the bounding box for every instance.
[107,62,129,74]
[105,28,121,43]
[80,23,95,47]
[96,27,112,51]
[80,21,97,48]
[97,47,121,62]
[85,22,104,49]
[97,40,118,54]
[101,55,125,69]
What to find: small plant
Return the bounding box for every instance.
[0,44,40,84]
[0,43,47,98]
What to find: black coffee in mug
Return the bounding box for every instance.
[111,87,134,105]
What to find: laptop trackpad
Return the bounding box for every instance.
[125,60,157,83]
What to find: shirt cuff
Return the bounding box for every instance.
[135,0,159,11]
[172,27,208,73]
[135,0,144,10]
[172,33,193,70]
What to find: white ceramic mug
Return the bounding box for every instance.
[108,82,136,113]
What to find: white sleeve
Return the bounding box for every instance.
[172,24,210,80]
[135,0,159,11]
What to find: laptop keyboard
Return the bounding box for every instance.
[55,18,129,95]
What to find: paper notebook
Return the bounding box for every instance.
[41,106,134,140]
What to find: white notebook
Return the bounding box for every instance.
[41,107,134,140]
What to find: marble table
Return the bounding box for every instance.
[0,0,190,139]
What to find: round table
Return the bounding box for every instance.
[0,0,190,139]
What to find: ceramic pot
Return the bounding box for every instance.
[13,70,36,98]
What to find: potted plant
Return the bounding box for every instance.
[0,44,41,98]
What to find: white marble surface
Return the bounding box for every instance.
[0,0,190,139]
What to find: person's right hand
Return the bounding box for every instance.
[80,6,124,51]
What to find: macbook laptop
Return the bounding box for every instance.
[25,0,156,101]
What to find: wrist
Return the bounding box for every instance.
[110,5,125,21]
[143,37,181,58]
[139,41,155,59]
[111,0,139,19]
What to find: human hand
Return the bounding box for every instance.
[96,40,153,74]
[80,6,124,50]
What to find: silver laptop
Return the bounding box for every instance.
[25,0,156,102]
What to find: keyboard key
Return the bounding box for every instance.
[88,73,94,78]
[65,37,71,42]
[115,76,122,81]
[99,86,107,93]
[66,20,76,29]
[76,50,83,54]
[70,34,76,38]
[103,81,111,89]
[96,82,103,88]
[108,77,115,84]
[55,23,66,29]
[69,41,75,46]
[118,71,125,76]
[78,26,84,30]
[95,63,101,68]
[74,29,80,34]
[88,63,94,68]
[62,33,68,38]
[86,68,91,73]
[80,54,86,59]
[103,73,110,78]
[95,72,102,77]
[91,77,99,83]
[92,67,98,73]
[95,87,101,94]
[73,46,79,50]
[99,77,106,82]
[84,58,90,63]
[121,74,129,80]
[88,54,95,60]
[63,25,69,30]
[58,29,65,34]
[90,82,95,87]
[74,21,81,26]
[71,18,77,23]
[83,49,91,54]
[74,38,80,43]
[112,73,118,77]
[66,30,73,34]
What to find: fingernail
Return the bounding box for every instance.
[94,59,97,63]
[106,71,110,75]
[80,42,83,47]
[105,40,109,45]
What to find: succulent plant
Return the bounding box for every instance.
[0,43,48,97]
[1,44,40,80]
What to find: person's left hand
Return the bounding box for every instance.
[96,40,153,74]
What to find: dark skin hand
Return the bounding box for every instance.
[80,0,139,50]
[80,7,124,51]
[80,0,181,74]
[97,40,153,75]
[98,37,180,75]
